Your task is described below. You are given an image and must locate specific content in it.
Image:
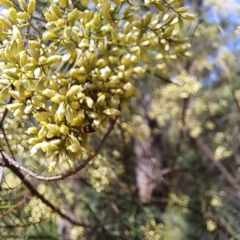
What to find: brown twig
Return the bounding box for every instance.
[0,197,28,220]
[188,17,204,43]
[161,165,180,175]
[2,151,89,227]
[192,136,240,191]
[0,97,16,160]
[214,64,240,115]
[0,97,13,127]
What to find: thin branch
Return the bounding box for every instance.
[1,116,118,182]
[161,165,179,175]
[31,15,47,23]
[1,127,15,159]
[222,66,240,114]
[0,98,11,127]
[1,151,89,227]
[0,97,16,159]
[188,16,204,43]
[0,223,33,228]
[192,136,240,191]
[150,71,180,86]
[0,197,28,220]
[28,19,42,36]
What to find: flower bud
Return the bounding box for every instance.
[42,89,58,98]
[27,0,36,14]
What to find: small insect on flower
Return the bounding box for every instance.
[32,107,50,122]
[80,123,96,134]
[33,107,47,113]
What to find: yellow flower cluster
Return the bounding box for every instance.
[149,71,200,126]
[206,219,217,232]
[140,219,164,240]
[88,153,123,192]
[214,145,232,161]
[168,192,189,212]
[24,196,54,223]
[0,0,193,171]
[24,182,75,223]
[2,170,21,189]
[70,226,85,240]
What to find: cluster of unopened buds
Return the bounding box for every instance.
[0,0,193,171]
